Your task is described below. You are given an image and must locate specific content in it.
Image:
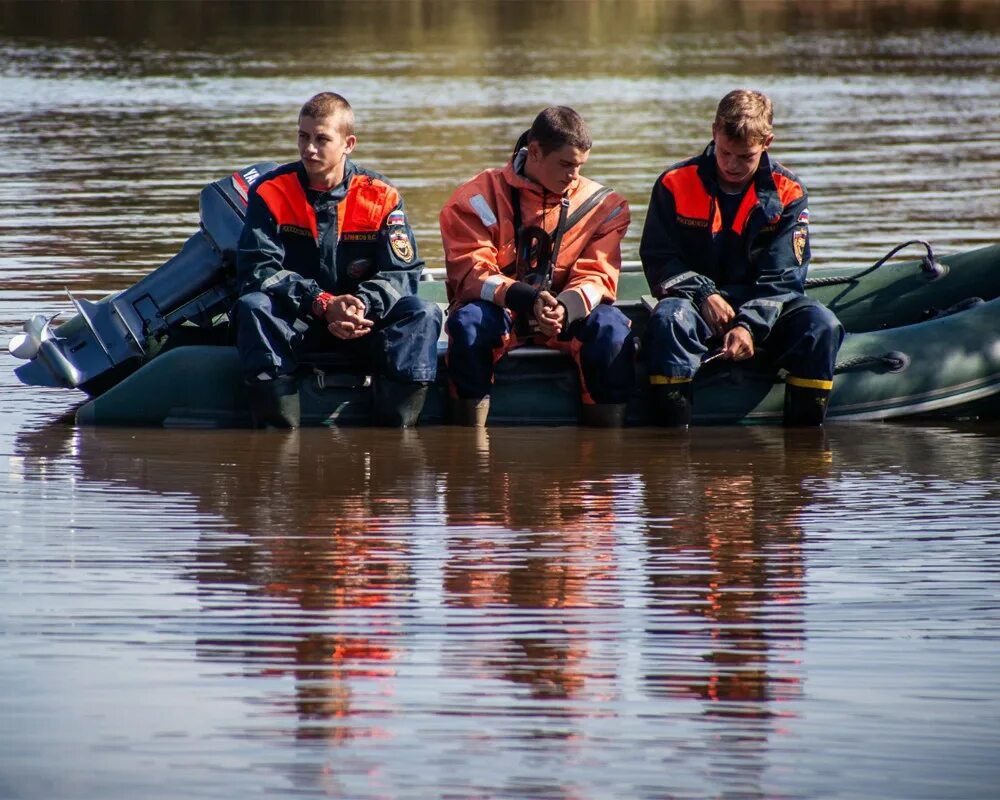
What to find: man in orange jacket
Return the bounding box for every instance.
[440,106,635,427]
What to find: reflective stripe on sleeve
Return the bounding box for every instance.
[366,278,402,303]
[480,274,505,303]
[260,270,297,290]
[469,194,498,228]
[657,271,699,293]
[581,283,603,310]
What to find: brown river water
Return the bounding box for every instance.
[1,2,999,798]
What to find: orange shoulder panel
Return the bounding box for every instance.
[340,175,394,234]
[772,172,805,206]
[256,173,317,238]
[661,164,711,222]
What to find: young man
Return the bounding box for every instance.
[640,89,844,426]
[440,106,634,427]
[233,92,442,428]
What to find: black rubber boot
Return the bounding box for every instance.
[373,377,428,427]
[650,381,693,427]
[783,383,831,426]
[579,402,627,428]
[451,396,490,427]
[247,375,301,429]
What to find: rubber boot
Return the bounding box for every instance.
[579,402,627,428]
[783,383,831,426]
[372,377,428,428]
[451,396,490,427]
[247,375,301,429]
[650,381,693,428]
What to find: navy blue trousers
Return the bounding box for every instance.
[446,300,636,404]
[643,295,844,381]
[234,292,442,383]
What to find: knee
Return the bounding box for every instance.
[446,301,505,350]
[583,305,634,348]
[233,291,272,320]
[392,295,443,331]
[646,297,693,337]
[807,305,845,347]
[233,292,281,335]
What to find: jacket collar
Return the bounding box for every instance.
[296,159,357,201]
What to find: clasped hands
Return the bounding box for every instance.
[532,290,567,338]
[700,293,754,361]
[323,294,373,340]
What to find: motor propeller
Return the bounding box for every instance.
[7,313,59,360]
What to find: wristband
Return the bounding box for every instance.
[504,281,540,316]
[312,292,334,318]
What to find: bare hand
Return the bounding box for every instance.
[700,293,735,339]
[721,325,754,361]
[533,290,566,338]
[324,294,373,340]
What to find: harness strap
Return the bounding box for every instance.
[564,185,613,229]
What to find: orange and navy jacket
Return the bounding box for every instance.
[439,150,630,324]
[236,160,422,321]
[639,143,811,342]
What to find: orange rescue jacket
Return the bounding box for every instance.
[439,153,630,324]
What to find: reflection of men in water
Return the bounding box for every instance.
[233,92,442,428]
[440,106,635,428]
[440,429,627,700]
[639,428,816,712]
[640,89,844,426]
[186,430,432,744]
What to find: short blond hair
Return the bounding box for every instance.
[714,89,773,145]
[300,92,355,136]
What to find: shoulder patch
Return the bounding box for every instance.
[390,231,415,263]
[793,228,808,265]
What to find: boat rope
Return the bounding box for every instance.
[804,239,945,288]
[834,350,909,374]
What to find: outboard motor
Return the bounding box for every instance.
[8,163,277,395]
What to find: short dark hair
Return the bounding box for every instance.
[299,92,355,136]
[528,106,592,155]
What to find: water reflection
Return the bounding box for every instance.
[11,423,995,745]
[640,430,820,710]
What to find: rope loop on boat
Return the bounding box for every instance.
[805,240,946,288]
[834,350,910,374]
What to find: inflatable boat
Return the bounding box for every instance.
[9,164,1000,426]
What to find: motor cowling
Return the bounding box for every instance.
[9,163,277,395]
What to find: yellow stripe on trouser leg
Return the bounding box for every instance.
[784,377,832,426]
[649,377,694,427]
[786,376,833,391]
[649,375,693,385]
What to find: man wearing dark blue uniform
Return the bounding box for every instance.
[234,92,442,428]
[640,89,843,426]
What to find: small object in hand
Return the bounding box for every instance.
[701,348,725,367]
